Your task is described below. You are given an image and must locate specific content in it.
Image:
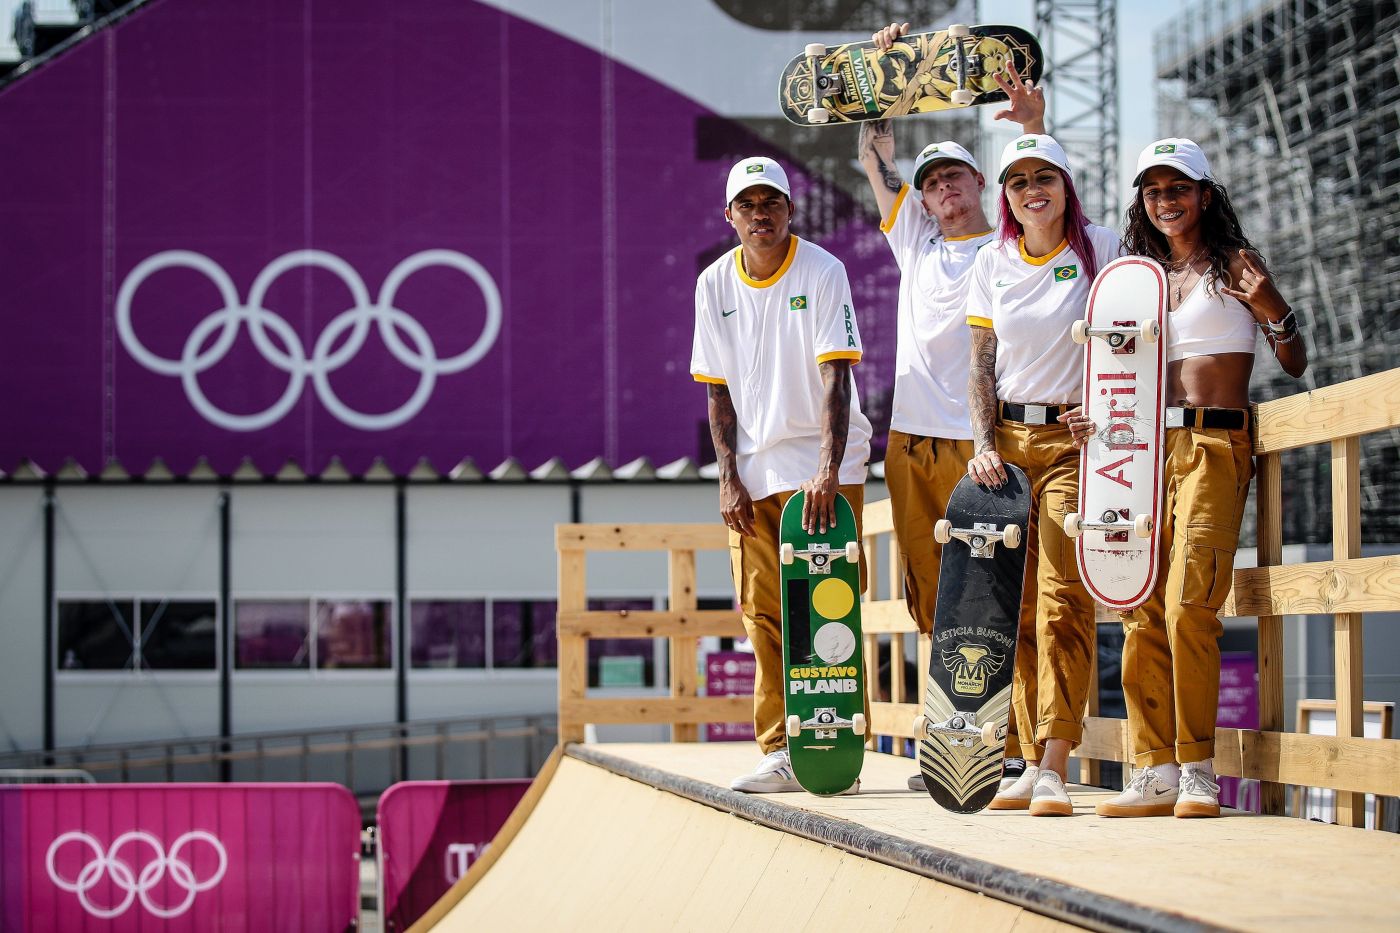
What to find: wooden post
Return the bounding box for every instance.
[1254,452,1285,815]
[1084,627,1101,787]
[557,548,588,745]
[669,549,699,743]
[1332,437,1366,827]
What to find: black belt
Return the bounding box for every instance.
[999,402,1070,425]
[1165,406,1249,430]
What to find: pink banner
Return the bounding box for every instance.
[0,783,360,932]
[706,651,757,742]
[376,780,531,931]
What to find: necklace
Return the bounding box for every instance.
[1165,245,1207,305]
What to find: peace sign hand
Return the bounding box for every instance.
[1220,249,1290,322]
[992,61,1046,134]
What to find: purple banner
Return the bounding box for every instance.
[376,779,531,931]
[1216,651,1259,810]
[706,650,757,742]
[0,0,897,476]
[0,782,360,931]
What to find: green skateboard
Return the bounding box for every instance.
[779,490,866,795]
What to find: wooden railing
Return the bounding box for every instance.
[555,368,1400,827]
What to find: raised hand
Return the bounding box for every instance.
[992,62,1046,135]
[1220,249,1290,321]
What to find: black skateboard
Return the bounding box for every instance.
[914,465,1031,813]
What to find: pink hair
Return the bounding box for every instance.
[997,169,1100,281]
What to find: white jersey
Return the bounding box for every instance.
[881,185,993,439]
[965,225,1122,404]
[691,236,873,500]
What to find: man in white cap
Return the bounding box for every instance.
[691,155,873,793]
[858,21,1045,791]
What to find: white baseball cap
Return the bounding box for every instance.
[911,141,979,188]
[997,133,1073,184]
[725,157,792,205]
[1133,138,1212,186]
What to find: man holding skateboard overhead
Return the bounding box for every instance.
[690,156,873,793]
[857,21,1045,791]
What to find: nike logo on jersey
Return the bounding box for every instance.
[994,279,1012,287]
[721,308,737,317]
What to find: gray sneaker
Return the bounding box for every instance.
[907,773,927,792]
[730,749,801,793]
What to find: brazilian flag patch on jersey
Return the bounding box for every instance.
[1054,265,1078,281]
[790,295,807,310]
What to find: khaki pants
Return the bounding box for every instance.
[884,431,976,636]
[1120,424,1253,768]
[997,420,1096,759]
[730,484,869,755]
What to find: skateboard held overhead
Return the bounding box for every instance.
[1066,256,1168,612]
[915,465,1030,813]
[779,491,865,795]
[779,24,1043,126]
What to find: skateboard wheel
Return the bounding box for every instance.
[786,714,801,738]
[933,519,952,545]
[950,89,974,107]
[844,541,861,563]
[1140,319,1161,343]
[913,714,928,737]
[780,542,795,565]
[1001,523,1022,549]
[947,23,971,38]
[805,42,827,59]
[980,722,1003,747]
[1071,319,1089,344]
[806,107,830,124]
[852,713,866,736]
[1063,512,1084,539]
[1134,514,1154,539]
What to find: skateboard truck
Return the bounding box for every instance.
[1071,318,1160,349]
[802,43,845,124]
[945,23,976,107]
[780,540,862,574]
[912,711,1004,748]
[788,707,867,739]
[933,519,1021,558]
[1063,509,1154,540]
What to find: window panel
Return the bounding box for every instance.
[236,600,311,670]
[585,598,656,688]
[490,600,558,669]
[57,600,135,671]
[316,599,391,670]
[140,600,217,670]
[411,600,486,669]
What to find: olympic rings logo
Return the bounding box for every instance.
[116,249,503,431]
[45,829,228,919]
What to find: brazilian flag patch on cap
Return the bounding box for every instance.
[790,295,807,310]
[747,164,764,174]
[1054,265,1078,281]
[1154,143,1177,154]
[1016,139,1037,150]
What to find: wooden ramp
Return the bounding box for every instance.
[412,743,1400,932]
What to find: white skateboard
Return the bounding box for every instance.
[1065,256,1167,611]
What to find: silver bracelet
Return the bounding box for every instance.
[1261,310,1297,335]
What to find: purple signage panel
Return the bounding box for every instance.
[706,650,757,742]
[376,779,531,931]
[1216,651,1260,810]
[0,782,360,931]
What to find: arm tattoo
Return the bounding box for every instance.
[857,120,902,194]
[968,327,999,455]
[817,361,852,476]
[707,383,741,481]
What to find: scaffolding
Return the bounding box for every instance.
[1156,0,1400,543]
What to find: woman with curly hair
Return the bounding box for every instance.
[1094,138,1307,819]
[964,133,1121,816]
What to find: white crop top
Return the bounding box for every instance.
[1168,274,1257,362]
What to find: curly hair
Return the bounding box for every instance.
[1122,177,1264,293]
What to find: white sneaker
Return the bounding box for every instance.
[907,773,927,792]
[988,763,1040,811]
[1028,769,1074,817]
[730,749,800,793]
[1096,765,1179,817]
[1175,761,1221,818]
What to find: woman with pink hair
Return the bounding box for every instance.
[963,134,1120,816]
